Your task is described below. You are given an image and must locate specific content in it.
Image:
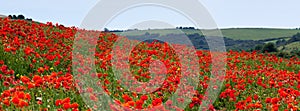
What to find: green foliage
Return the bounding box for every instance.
[8,14,32,21]
[277,51,292,58]
[145,32,150,36]
[17,15,25,19]
[254,44,263,51]
[262,43,278,53]
[104,28,109,32]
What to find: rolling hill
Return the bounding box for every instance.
[115,28,300,40]
[278,42,300,52]
[0,14,7,18]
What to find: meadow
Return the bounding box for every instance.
[1,18,300,111]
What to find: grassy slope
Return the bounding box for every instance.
[115,28,300,40]
[220,28,300,40]
[278,42,300,52]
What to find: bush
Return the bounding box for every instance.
[17,15,25,19]
[262,43,278,53]
[277,51,291,58]
[254,44,263,51]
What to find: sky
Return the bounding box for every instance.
[0,0,299,30]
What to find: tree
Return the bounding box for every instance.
[254,44,263,51]
[26,18,32,21]
[12,15,17,19]
[17,15,25,19]
[8,15,12,19]
[277,51,291,58]
[104,28,109,32]
[262,43,278,53]
[145,32,150,36]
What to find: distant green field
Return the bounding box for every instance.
[115,28,300,40]
[115,29,196,36]
[278,42,300,52]
[220,28,300,40]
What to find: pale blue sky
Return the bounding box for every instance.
[1,0,299,30]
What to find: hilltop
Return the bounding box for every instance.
[0,14,7,18]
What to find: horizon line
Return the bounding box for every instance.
[105,26,299,31]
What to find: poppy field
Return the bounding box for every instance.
[1,18,300,111]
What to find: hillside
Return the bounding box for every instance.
[115,28,300,40]
[0,14,7,18]
[1,19,300,110]
[278,42,300,52]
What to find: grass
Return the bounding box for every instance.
[278,42,300,52]
[115,28,300,40]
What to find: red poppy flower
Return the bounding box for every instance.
[62,97,71,104]
[1,90,10,98]
[63,103,71,109]
[3,98,10,106]
[37,100,42,105]
[152,98,162,106]
[135,100,144,109]
[140,95,148,101]
[17,91,25,99]
[27,82,35,89]
[11,96,20,105]
[271,98,280,104]
[71,103,79,109]
[122,94,132,102]
[24,46,32,55]
[25,93,31,101]
[3,81,9,87]
[20,76,30,83]
[19,100,28,107]
[55,99,62,106]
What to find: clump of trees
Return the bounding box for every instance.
[253,42,300,58]
[270,33,300,47]
[8,14,32,21]
[254,42,277,52]
[176,26,195,29]
[251,33,300,58]
[262,43,278,53]
[288,33,300,43]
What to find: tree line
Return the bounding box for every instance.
[7,14,32,21]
